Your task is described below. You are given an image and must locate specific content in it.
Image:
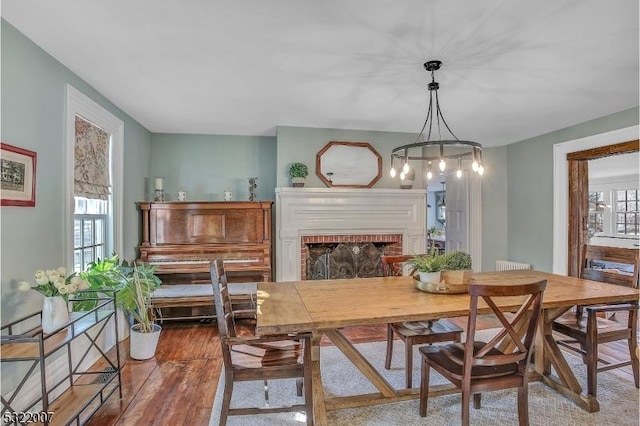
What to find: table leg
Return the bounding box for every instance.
[538,307,600,412]
[311,331,327,426]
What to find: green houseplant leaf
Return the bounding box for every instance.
[441,250,472,270]
[288,162,309,178]
[409,246,444,273]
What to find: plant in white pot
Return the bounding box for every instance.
[117,261,162,360]
[289,162,309,187]
[410,247,444,284]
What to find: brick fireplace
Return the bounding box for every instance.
[275,188,427,281]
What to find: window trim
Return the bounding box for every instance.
[65,85,124,270]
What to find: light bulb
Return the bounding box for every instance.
[403,162,410,174]
[472,160,479,172]
[426,170,433,180]
[456,169,462,178]
[478,164,485,176]
[390,167,397,178]
[439,159,446,172]
[400,171,406,180]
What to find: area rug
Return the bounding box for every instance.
[209,330,639,425]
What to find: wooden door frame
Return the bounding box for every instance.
[552,125,638,275]
[566,140,639,277]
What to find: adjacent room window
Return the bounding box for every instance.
[587,191,605,237]
[66,85,123,273]
[616,189,639,235]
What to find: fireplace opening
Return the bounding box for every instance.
[307,242,386,280]
[301,234,403,280]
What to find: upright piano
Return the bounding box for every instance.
[137,201,273,284]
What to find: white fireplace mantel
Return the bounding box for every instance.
[275,187,427,281]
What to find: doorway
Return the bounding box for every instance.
[552,125,639,275]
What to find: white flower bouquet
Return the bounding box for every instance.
[19,267,90,301]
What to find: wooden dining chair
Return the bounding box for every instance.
[210,259,313,426]
[419,279,547,426]
[552,244,640,397]
[381,255,463,388]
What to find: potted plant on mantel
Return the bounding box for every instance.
[289,162,309,187]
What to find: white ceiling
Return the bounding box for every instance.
[2,0,638,146]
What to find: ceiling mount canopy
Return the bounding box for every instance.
[390,60,485,182]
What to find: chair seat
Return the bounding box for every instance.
[553,312,632,337]
[392,319,463,340]
[231,340,303,368]
[420,342,519,380]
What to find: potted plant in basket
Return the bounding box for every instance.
[409,246,444,284]
[289,162,309,187]
[441,250,473,285]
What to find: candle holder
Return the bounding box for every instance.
[154,189,165,202]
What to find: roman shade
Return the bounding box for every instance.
[74,115,111,199]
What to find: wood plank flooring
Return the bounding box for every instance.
[85,316,638,426]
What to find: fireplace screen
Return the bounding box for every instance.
[306,242,387,280]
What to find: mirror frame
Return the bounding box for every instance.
[315,141,382,188]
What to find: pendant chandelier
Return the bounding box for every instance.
[390,60,484,182]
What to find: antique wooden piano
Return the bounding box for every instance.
[137,201,272,321]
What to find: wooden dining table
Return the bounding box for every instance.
[255,270,640,425]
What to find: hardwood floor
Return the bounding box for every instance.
[86,316,638,426]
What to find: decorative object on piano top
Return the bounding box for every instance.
[248,177,257,201]
[154,177,165,202]
[288,162,308,187]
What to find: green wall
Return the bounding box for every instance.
[506,107,639,272]
[481,146,508,271]
[1,20,152,323]
[276,126,423,189]
[150,134,276,202]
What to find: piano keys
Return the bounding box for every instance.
[137,201,273,283]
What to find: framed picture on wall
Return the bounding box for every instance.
[1,143,37,207]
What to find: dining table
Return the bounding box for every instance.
[255,269,640,425]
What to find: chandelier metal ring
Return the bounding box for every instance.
[390,60,485,181]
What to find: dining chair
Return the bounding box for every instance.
[552,244,639,397]
[381,254,463,388]
[210,259,313,426]
[419,279,547,426]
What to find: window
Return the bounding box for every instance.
[616,189,639,235]
[74,197,108,272]
[65,85,124,273]
[587,191,605,237]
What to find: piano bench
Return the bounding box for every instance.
[150,283,257,323]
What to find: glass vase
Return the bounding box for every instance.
[42,296,69,334]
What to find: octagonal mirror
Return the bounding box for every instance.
[316,141,382,188]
